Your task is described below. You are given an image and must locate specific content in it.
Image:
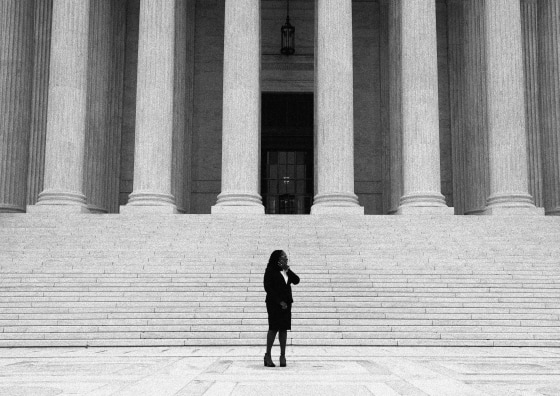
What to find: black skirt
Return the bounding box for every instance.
[266,301,292,331]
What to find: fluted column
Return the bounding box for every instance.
[483,0,541,215]
[447,0,466,215]
[211,0,264,214]
[171,0,189,214]
[311,0,363,215]
[0,1,34,213]
[379,0,392,214]
[464,0,490,215]
[121,0,178,214]
[105,0,126,214]
[29,0,90,213]
[387,0,402,214]
[182,0,196,214]
[521,0,543,208]
[538,0,560,215]
[394,0,451,215]
[84,0,112,213]
[26,0,53,207]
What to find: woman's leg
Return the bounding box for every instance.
[266,329,278,355]
[279,330,287,356]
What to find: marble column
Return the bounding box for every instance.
[211,0,264,214]
[83,0,126,214]
[387,0,403,214]
[171,0,189,214]
[448,0,490,215]
[447,0,467,215]
[0,0,34,213]
[84,0,112,214]
[394,0,451,215]
[379,0,392,214]
[483,0,541,215]
[466,1,492,214]
[311,0,363,215]
[105,0,126,214]
[538,0,560,215]
[521,0,543,208]
[26,0,53,207]
[29,0,90,213]
[121,0,178,214]
[182,0,196,214]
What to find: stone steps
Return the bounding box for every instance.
[1,214,559,346]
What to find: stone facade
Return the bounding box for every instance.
[1,0,558,215]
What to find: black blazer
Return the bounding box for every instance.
[264,269,300,305]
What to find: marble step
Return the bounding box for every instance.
[2,339,559,348]
[1,214,559,346]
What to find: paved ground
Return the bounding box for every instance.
[0,346,559,395]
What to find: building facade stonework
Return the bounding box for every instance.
[1,0,559,216]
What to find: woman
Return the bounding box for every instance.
[263,250,300,368]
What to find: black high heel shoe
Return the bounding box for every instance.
[264,353,275,367]
[280,355,286,367]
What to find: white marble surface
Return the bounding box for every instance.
[125,0,177,211]
[397,0,448,214]
[483,0,537,214]
[312,0,362,214]
[0,347,559,395]
[212,0,264,214]
[36,0,90,209]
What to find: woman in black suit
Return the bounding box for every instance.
[263,250,300,368]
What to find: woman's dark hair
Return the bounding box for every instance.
[266,250,285,271]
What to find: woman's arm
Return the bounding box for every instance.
[287,269,300,285]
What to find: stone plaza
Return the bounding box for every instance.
[1,346,560,396]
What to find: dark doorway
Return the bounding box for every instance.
[261,93,313,214]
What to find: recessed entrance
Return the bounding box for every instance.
[261,93,314,214]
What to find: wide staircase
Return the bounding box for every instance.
[1,214,559,347]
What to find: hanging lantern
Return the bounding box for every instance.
[281,0,295,55]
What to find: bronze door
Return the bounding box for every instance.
[262,150,313,214]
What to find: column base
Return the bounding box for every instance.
[311,193,363,215]
[396,205,454,215]
[483,193,544,215]
[0,204,26,213]
[483,206,544,215]
[544,207,560,216]
[87,204,108,214]
[28,190,90,213]
[211,193,264,214]
[120,205,179,215]
[396,193,452,215]
[27,204,90,214]
[311,205,364,215]
[121,191,179,214]
[211,205,264,214]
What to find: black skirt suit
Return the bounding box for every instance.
[264,268,300,331]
